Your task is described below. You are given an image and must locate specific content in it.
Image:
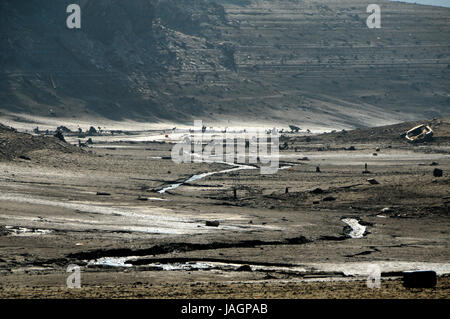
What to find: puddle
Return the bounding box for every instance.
[153,262,217,271]
[86,256,450,279]
[88,257,134,268]
[4,226,53,236]
[158,163,256,193]
[341,218,366,238]
[147,197,167,201]
[86,257,307,273]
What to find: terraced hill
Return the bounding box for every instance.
[0,0,449,129]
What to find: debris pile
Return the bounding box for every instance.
[403,124,433,143]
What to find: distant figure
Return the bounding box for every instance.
[316,166,321,173]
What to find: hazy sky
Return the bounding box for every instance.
[391,0,450,7]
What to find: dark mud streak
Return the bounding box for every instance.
[67,237,311,261]
[344,247,381,258]
[318,235,348,241]
[125,257,348,278]
[128,257,305,268]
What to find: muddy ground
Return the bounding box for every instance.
[0,119,449,298]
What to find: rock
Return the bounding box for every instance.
[137,196,148,201]
[0,226,9,236]
[53,131,66,142]
[96,192,111,196]
[88,126,97,135]
[279,142,289,150]
[380,207,394,214]
[236,264,252,272]
[86,138,93,145]
[19,155,31,160]
[263,273,276,279]
[323,196,336,202]
[430,162,439,166]
[57,126,72,133]
[205,220,220,227]
[403,271,437,288]
[433,168,443,177]
[376,148,380,152]
[286,236,309,244]
[313,200,320,204]
[372,153,378,156]
[367,178,379,185]
[310,188,324,194]
[346,146,356,151]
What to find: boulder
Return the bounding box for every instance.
[310,188,324,194]
[236,264,252,272]
[403,271,437,288]
[205,220,220,227]
[433,168,443,177]
[53,131,66,142]
[96,192,111,196]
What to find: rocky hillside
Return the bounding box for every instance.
[1,0,449,128]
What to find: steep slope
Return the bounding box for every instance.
[0,0,449,128]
